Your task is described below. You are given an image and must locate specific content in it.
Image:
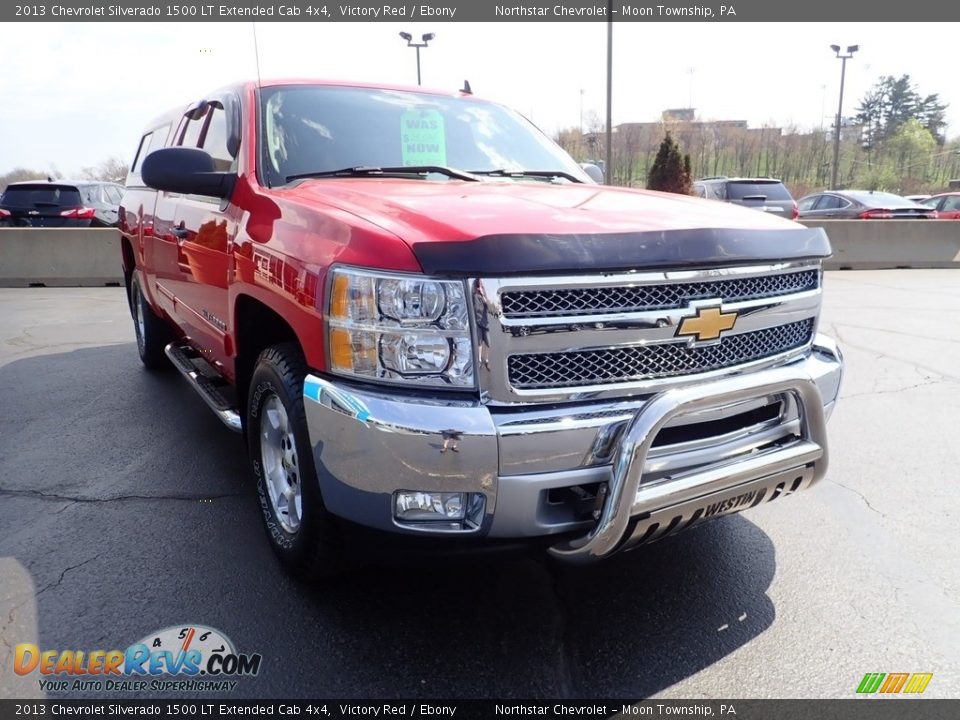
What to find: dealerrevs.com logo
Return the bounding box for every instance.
[14,625,262,693]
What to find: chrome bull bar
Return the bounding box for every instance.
[547,363,829,563]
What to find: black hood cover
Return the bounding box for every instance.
[411,226,831,277]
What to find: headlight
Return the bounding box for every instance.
[326,267,474,388]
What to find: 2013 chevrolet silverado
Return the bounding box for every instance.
[119,80,843,577]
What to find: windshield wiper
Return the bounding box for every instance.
[285,165,479,183]
[469,169,585,183]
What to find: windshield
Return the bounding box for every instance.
[258,85,586,186]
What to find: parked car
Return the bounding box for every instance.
[693,176,799,219]
[120,80,842,578]
[919,192,960,219]
[0,180,124,227]
[797,190,937,219]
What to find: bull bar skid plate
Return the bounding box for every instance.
[547,363,829,563]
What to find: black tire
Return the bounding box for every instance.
[130,274,171,370]
[247,343,344,579]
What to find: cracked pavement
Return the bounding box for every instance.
[1,276,958,700]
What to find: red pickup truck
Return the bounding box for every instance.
[119,79,843,578]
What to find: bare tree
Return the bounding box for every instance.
[0,167,62,193]
[80,156,129,183]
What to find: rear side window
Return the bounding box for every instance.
[815,195,846,210]
[81,185,103,205]
[942,196,960,212]
[727,182,792,201]
[105,185,123,204]
[708,183,725,200]
[128,124,171,185]
[1,184,82,208]
[131,133,153,174]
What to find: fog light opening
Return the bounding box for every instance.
[393,491,485,531]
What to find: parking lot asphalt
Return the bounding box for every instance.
[0,272,958,700]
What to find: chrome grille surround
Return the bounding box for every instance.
[501,269,819,318]
[473,261,823,405]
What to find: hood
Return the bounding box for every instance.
[279,179,831,276]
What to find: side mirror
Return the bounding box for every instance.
[580,163,604,184]
[141,147,235,199]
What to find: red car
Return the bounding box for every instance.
[921,192,960,219]
[119,80,843,577]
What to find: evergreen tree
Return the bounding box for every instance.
[856,75,948,147]
[647,133,692,194]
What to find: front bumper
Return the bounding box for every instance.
[303,334,843,562]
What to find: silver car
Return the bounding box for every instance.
[797,190,937,219]
[693,177,798,219]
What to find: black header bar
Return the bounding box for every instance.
[3,0,957,22]
[0,700,958,719]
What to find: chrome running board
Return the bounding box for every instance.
[164,343,242,433]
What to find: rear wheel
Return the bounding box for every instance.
[247,343,344,579]
[130,274,170,370]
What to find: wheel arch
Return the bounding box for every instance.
[233,293,306,419]
[120,235,136,312]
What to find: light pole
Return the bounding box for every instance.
[579,89,584,136]
[399,32,434,86]
[605,0,613,184]
[830,43,858,190]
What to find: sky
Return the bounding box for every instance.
[0,21,956,176]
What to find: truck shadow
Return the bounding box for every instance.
[1,343,775,700]
[316,519,776,699]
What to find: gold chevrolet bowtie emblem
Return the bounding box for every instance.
[676,306,738,342]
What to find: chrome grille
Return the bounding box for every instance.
[500,269,819,318]
[508,319,815,389]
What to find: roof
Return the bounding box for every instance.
[249,77,478,99]
[140,78,484,133]
[696,177,785,184]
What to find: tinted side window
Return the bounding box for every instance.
[180,115,205,149]
[201,106,235,172]
[131,133,152,174]
[128,124,171,186]
[797,196,818,211]
[105,186,123,204]
[815,195,844,210]
[82,186,102,205]
[943,196,960,212]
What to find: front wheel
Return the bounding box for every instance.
[247,343,344,579]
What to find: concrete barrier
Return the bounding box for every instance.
[802,220,960,270]
[0,228,123,287]
[2,222,960,285]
